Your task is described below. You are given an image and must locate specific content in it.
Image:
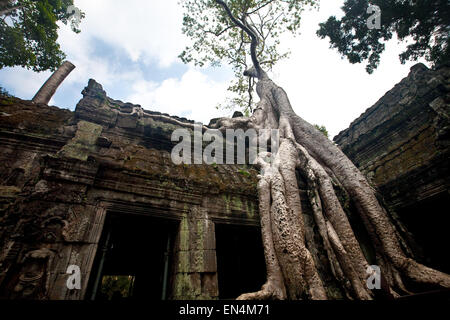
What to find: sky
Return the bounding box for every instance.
[0,0,427,139]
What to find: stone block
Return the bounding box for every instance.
[117,113,138,129]
[174,249,217,273]
[201,273,218,298]
[172,272,202,299]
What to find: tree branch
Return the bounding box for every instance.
[247,0,275,15]
[0,4,23,16]
[0,0,41,16]
[205,25,234,37]
[215,0,265,79]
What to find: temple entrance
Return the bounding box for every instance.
[397,192,450,275]
[87,213,177,300]
[215,223,266,299]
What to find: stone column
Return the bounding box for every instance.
[47,204,107,300]
[171,206,218,299]
[32,61,75,105]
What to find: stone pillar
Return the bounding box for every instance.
[32,61,75,105]
[171,206,218,299]
[47,204,107,300]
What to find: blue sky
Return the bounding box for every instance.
[0,0,427,138]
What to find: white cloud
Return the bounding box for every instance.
[73,0,186,68]
[55,18,143,88]
[126,68,230,125]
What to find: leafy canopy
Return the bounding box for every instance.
[317,0,450,74]
[179,0,318,114]
[0,0,85,72]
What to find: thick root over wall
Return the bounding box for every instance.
[212,75,450,300]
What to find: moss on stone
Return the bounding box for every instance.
[59,120,103,161]
[0,97,73,136]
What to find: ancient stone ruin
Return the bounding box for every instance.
[334,63,450,279]
[0,63,448,299]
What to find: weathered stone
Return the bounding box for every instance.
[201,273,218,298]
[172,273,202,299]
[334,63,449,208]
[117,112,138,129]
[58,121,102,161]
[0,80,259,300]
[174,246,216,273]
[96,136,112,148]
[335,63,450,271]
[75,80,117,127]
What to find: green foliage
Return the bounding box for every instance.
[238,167,251,177]
[0,0,85,72]
[317,0,450,73]
[100,275,135,300]
[314,124,328,138]
[179,0,318,114]
[0,86,11,96]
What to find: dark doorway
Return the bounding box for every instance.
[87,213,177,300]
[397,192,450,275]
[215,224,266,299]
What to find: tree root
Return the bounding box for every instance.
[237,280,286,300]
[209,73,450,300]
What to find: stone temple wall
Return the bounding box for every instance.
[334,63,450,273]
[0,79,261,300]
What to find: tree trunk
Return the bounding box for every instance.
[32,61,75,105]
[212,0,450,300]
[212,75,450,300]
